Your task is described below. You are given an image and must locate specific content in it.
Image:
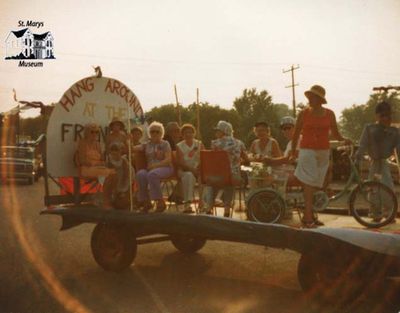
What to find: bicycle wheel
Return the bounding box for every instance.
[246,189,285,223]
[349,181,397,228]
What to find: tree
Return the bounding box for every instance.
[146,102,239,147]
[20,115,47,140]
[233,88,291,147]
[340,91,400,142]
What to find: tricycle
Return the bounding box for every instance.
[245,145,398,228]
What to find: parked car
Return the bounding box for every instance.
[0,146,42,184]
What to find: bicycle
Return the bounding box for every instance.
[245,145,398,228]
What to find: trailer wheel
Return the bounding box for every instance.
[297,253,364,304]
[297,253,323,292]
[91,223,136,272]
[171,235,206,254]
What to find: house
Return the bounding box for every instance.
[33,32,54,59]
[5,28,34,58]
[5,28,54,59]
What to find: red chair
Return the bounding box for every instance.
[200,150,240,217]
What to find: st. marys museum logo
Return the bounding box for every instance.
[4,20,55,67]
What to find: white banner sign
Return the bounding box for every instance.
[46,76,143,177]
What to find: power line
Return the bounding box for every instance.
[283,64,300,117]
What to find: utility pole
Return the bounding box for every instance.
[372,85,400,93]
[174,84,182,126]
[196,88,201,139]
[283,64,300,117]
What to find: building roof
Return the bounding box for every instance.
[11,28,29,38]
[33,32,50,40]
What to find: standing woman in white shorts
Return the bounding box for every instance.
[290,85,351,228]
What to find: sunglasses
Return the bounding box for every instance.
[281,126,293,131]
[150,130,161,134]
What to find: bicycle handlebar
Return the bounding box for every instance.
[336,143,354,159]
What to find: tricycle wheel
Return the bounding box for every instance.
[246,189,285,223]
[170,235,206,253]
[91,223,136,272]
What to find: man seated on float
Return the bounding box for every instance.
[76,123,116,208]
[262,116,300,186]
[129,125,143,170]
[106,143,135,210]
[105,117,128,157]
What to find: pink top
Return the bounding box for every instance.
[300,108,332,150]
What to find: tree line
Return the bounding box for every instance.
[7,88,400,149]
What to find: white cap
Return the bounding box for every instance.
[280,116,296,127]
[214,120,233,136]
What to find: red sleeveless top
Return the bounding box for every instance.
[300,108,332,150]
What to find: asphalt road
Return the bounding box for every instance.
[0,180,398,313]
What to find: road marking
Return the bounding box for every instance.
[134,268,172,313]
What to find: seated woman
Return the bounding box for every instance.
[132,121,174,212]
[176,123,204,213]
[202,120,242,217]
[105,117,128,156]
[249,121,282,161]
[76,123,115,208]
[262,116,299,185]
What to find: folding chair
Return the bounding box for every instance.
[199,150,240,217]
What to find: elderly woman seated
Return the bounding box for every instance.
[202,120,242,217]
[132,121,174,212]
[76,123,115,208]
[176,123,204,213]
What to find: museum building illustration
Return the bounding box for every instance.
[5,28,55,60]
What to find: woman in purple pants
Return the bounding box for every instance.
[132,121,173,212]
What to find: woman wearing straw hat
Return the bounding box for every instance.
[290,85,351,228]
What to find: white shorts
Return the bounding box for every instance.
[294,148,330,188]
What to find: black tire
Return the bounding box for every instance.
[246,189,285,223]
[349,181,397,228]
[170,235,206,253]
[297,253,319,292]
[91,223,137,272]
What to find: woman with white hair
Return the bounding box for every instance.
[132,121,173,212]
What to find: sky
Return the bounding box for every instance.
[0,0,399,119]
